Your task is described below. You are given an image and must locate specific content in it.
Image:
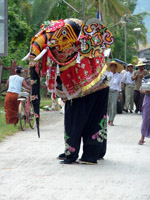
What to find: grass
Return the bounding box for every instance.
[0,97,60,142]
[40,98,60,110]
[40,98,52,107]
[0,109,20,142]
[0,96,22,142]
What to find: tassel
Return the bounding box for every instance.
[76,52,81,64]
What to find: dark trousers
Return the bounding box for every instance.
[64,87,109,163]
[134,90,145,112]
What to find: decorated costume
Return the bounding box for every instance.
[22,18,114,163]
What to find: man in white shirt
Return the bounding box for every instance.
[107,61,123,126]
[122,63,135,113]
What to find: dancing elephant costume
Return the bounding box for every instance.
[23,18,114,164]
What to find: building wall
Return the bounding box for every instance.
[138,48,150,60]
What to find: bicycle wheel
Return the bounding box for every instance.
[29,102,35,129]
[18,102,26,131]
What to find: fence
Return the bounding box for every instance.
[0,59,47,97]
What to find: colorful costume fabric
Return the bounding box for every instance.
[64,87,109,163]
[29,19,114,100]
[25,18,114,162]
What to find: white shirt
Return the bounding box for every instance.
[7,75,24,94]
[106,71,122,92]
[122,71,135,85]
[120,69,126,78]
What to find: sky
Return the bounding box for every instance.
[135,0,150,44]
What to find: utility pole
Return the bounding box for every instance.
[124,12,127,63]
[82,0,85,22]
[133,28,141,51]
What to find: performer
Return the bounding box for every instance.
[58,82,109,164]
[22,18,114,164]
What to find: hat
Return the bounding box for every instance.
[127,63,133,67]
[107,61,124,73]
[15,66,24,73]
[136,61,145,67]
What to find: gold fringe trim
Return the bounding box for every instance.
[60,56,85,72]
[82,64,107,92]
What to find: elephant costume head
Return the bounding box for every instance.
[24,18,114,66]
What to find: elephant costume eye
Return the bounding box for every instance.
[62,30,67,35]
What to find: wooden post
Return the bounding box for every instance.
[10,60,16,75]
[82,0,85,22]
[0,59,3,90]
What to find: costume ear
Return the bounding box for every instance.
[80,23,114,58]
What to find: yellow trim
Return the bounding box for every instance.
[79,160,97,165]
[82,64,107,92]
[60,56,85,72]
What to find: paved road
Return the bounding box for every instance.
[0,111,150,200]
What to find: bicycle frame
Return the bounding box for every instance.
[18,91,35,130]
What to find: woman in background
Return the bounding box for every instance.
[4,66,31,125]
[138,75,150,145]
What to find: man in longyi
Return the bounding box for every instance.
[132,61,149,114]
[122,63,135,113]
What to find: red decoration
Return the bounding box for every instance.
[48,66,56,93]
[60,56,105,98]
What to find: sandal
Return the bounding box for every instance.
[109,121,114,126]
[138,140,145,145]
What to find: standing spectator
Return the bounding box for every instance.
[107,61,123,126]
[132,61,149,114]
[122,64,135,113]
[120,65,127,108]
[138,75,150,145]
[120,64,126,78]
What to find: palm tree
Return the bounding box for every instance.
[29,0,128,28]
[87,0,128,25]
[129,12,148,47]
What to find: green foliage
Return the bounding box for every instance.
[0,101,20,142]
[0,1,33,67]
[110,0,148,63]
[0,0,148,67]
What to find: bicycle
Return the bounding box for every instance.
[18,90,35,131]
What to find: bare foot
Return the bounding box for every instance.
[138,140,145,145]
[109,121,114,126]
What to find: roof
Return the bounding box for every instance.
[114,58,128,66]
[138,48,150,53]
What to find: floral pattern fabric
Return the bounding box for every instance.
[92,115,107,143]
[64,132,76,156]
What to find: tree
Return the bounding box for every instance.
[0,0,148,66]
[87,0,128,25]
[110,0,148,63]
[0,1,32,67]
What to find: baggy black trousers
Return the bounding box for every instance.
[64,87,109,163]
